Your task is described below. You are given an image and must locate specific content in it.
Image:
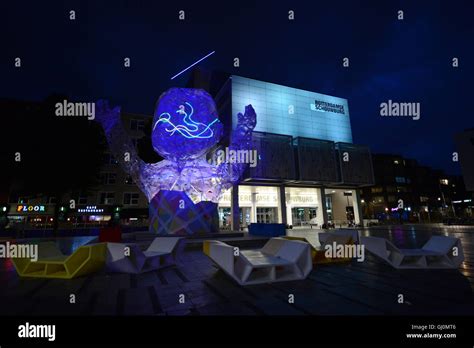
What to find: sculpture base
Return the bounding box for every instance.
[149,190,219,235]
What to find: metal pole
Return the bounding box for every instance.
[439,184,447,217]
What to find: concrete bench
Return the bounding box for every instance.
[361,235,464,269]
[285,229,359,264]
[204,237,312,285]
[106,237,182,273]
[12,242,106,279]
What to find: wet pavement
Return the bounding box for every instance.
[0,224,473,316]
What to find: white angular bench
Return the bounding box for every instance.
[204,237,312,285]
[361,235,464,269]
[106,237,182,273]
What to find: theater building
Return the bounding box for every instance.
[188,70,375,230]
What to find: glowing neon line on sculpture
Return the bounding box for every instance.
[153,102,220,139]
[164,119,219,139]
[177,102,206,132]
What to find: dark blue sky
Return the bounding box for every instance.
[1,0,472,174]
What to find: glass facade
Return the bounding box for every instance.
[218,186,362,229]
[231,75,353,143]
[218,186,281,227]
[285,187,321,227]
[324,189,361,226]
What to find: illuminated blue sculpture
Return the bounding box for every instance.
[151,89,224,162]
[95,88,256,204]
[155,102,218,139]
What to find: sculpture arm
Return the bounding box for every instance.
[95,100,150,193]
[218,105,257,185]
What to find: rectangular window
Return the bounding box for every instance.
[130,119,145,132]
[372,196,385,203]
[104,153,118,165]
[371,187,383,193]
[386,186,397,193]
[256,207,278,224]
[439,179,449,185]
[107,173,117,185]
[123,193,140,205]
[395,176,406,184]
[100,172,117,185]
[99,192,115,205]
[325,196,333,221]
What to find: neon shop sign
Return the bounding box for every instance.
[77,206,104,213]
[16,205,46,213]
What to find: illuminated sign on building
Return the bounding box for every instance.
[310,100,345,115]
[255,194,278,203]
[220,193,251,204]
[16,205,46,213]
[219,191,278,205]
[78,206,104,213]
[287,195,318,204]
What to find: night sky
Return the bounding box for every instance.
[1,0,473,174]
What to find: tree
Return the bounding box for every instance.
[0,95,107,235]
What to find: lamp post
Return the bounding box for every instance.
[439,183,448,217]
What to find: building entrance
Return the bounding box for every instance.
[291,207,317,226]
[256,207,278,223]
[239,207,251,228]
[218,207,231,230]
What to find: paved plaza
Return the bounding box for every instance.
[0,225,473,316]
